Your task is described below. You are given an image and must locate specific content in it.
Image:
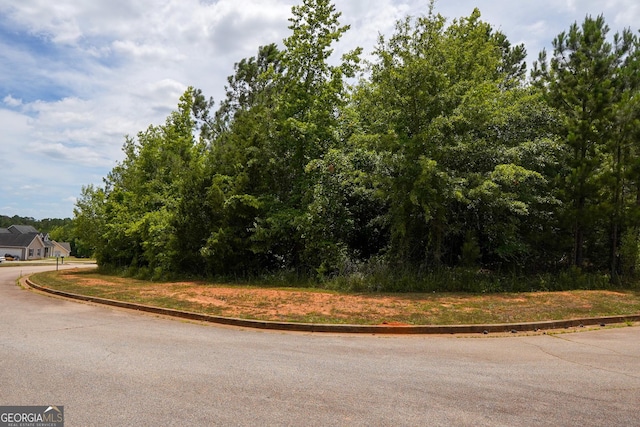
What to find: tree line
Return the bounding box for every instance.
[0,215,70,233]
[74,0,640,289]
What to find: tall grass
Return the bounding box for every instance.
[321,262,622,293]
[95,259,637,293]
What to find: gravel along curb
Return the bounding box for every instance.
[23,277,640,335]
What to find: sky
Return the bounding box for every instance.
[1,0,639,220]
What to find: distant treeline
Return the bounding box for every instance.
[73,1,640,290]
[0,215,71,234]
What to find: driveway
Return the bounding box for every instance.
[1,265,639,426]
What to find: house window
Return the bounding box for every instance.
[37,249,41,256]
[29,249,34,257]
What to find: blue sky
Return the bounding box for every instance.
[0,0,638,220]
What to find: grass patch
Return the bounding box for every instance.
[28,269,640,326]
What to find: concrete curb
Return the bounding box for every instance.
[23,277,640,335]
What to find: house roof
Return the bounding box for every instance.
[51,240,71,251]
[9,225,39,234]
[0,232,40,248]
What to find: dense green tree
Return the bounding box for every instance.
[182,45,284,275]
[72,185,106,259]
[175,0,361,276]
[70,1,640,288]
[355,7,560,270]
[532,15,639,275]
[245,0,361,273]
[79,88,202,276]
[213,43,283,136]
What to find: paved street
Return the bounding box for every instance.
[1,265,639,426]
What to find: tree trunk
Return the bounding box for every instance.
[574,224,584,268]
[610,222,619,280]
[573,194,586,268]
[610,141,623,280]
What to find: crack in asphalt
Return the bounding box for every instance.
[524,335,640,380]
[38,322,118,333]
[551,332,640,358]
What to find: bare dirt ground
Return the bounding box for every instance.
[54,270,640,325]
[63,272,424,323]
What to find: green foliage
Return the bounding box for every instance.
[460,232,481,268]
[357,7,559,270]
[620,228,640,277]
[532,15,640,273]
[71,2,640,291]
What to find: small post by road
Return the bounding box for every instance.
[56,256,59,271]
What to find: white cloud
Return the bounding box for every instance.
[111,40,176,62]
[338,0,411,59]
[0,0,144,44]
[602,0,640,29]
[0,107,31,143]
[19,184,44,192]
[1,0,639,219]
[3,95,23,107]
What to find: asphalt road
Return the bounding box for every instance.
[1,265,639,426]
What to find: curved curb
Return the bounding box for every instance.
[23,277,640,335]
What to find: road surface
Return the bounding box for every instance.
[1,265,639,426]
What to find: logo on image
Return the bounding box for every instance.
[0,406,64,427]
